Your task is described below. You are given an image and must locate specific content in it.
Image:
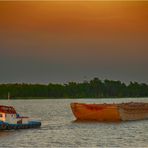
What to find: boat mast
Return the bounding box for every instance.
[8,92,10,100]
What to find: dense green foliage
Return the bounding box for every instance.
[0,78,148,99]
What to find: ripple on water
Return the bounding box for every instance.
[0,98,148,147]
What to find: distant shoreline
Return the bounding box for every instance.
[0,78,148,99]
[1,97,148,100]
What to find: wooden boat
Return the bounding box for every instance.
[70,102,148,122]
[0,105,41,130]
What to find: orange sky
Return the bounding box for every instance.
[0,1,148,55]
[0,1,148,33]
[0,1,148,83]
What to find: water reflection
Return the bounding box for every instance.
[0,130,15,138]
[0,98,148,147]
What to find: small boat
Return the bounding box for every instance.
[70,102,148,122]
[0,105,41,130]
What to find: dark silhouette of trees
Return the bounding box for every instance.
[0,78,148,99]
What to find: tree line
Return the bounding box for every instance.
[0,78,148,99]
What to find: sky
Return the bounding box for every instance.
[0,1,148,84]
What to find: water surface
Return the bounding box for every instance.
[0,98,148,147]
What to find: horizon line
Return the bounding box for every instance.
[0,0,148,1]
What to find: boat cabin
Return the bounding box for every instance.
[0,105,29,124]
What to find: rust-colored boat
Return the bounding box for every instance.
[70,102,148,121]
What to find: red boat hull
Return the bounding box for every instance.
[71,102,148,121]
[71,103,121,121]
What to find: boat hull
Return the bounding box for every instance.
[71,102,148,122]
[0,121,41,130]
[71,103,121,122]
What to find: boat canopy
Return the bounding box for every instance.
[0,105,17,114]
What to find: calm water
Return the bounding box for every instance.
[0,98,148,147]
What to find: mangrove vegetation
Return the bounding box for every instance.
[0,78,148,99]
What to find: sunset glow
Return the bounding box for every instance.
[0,1,148,83]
